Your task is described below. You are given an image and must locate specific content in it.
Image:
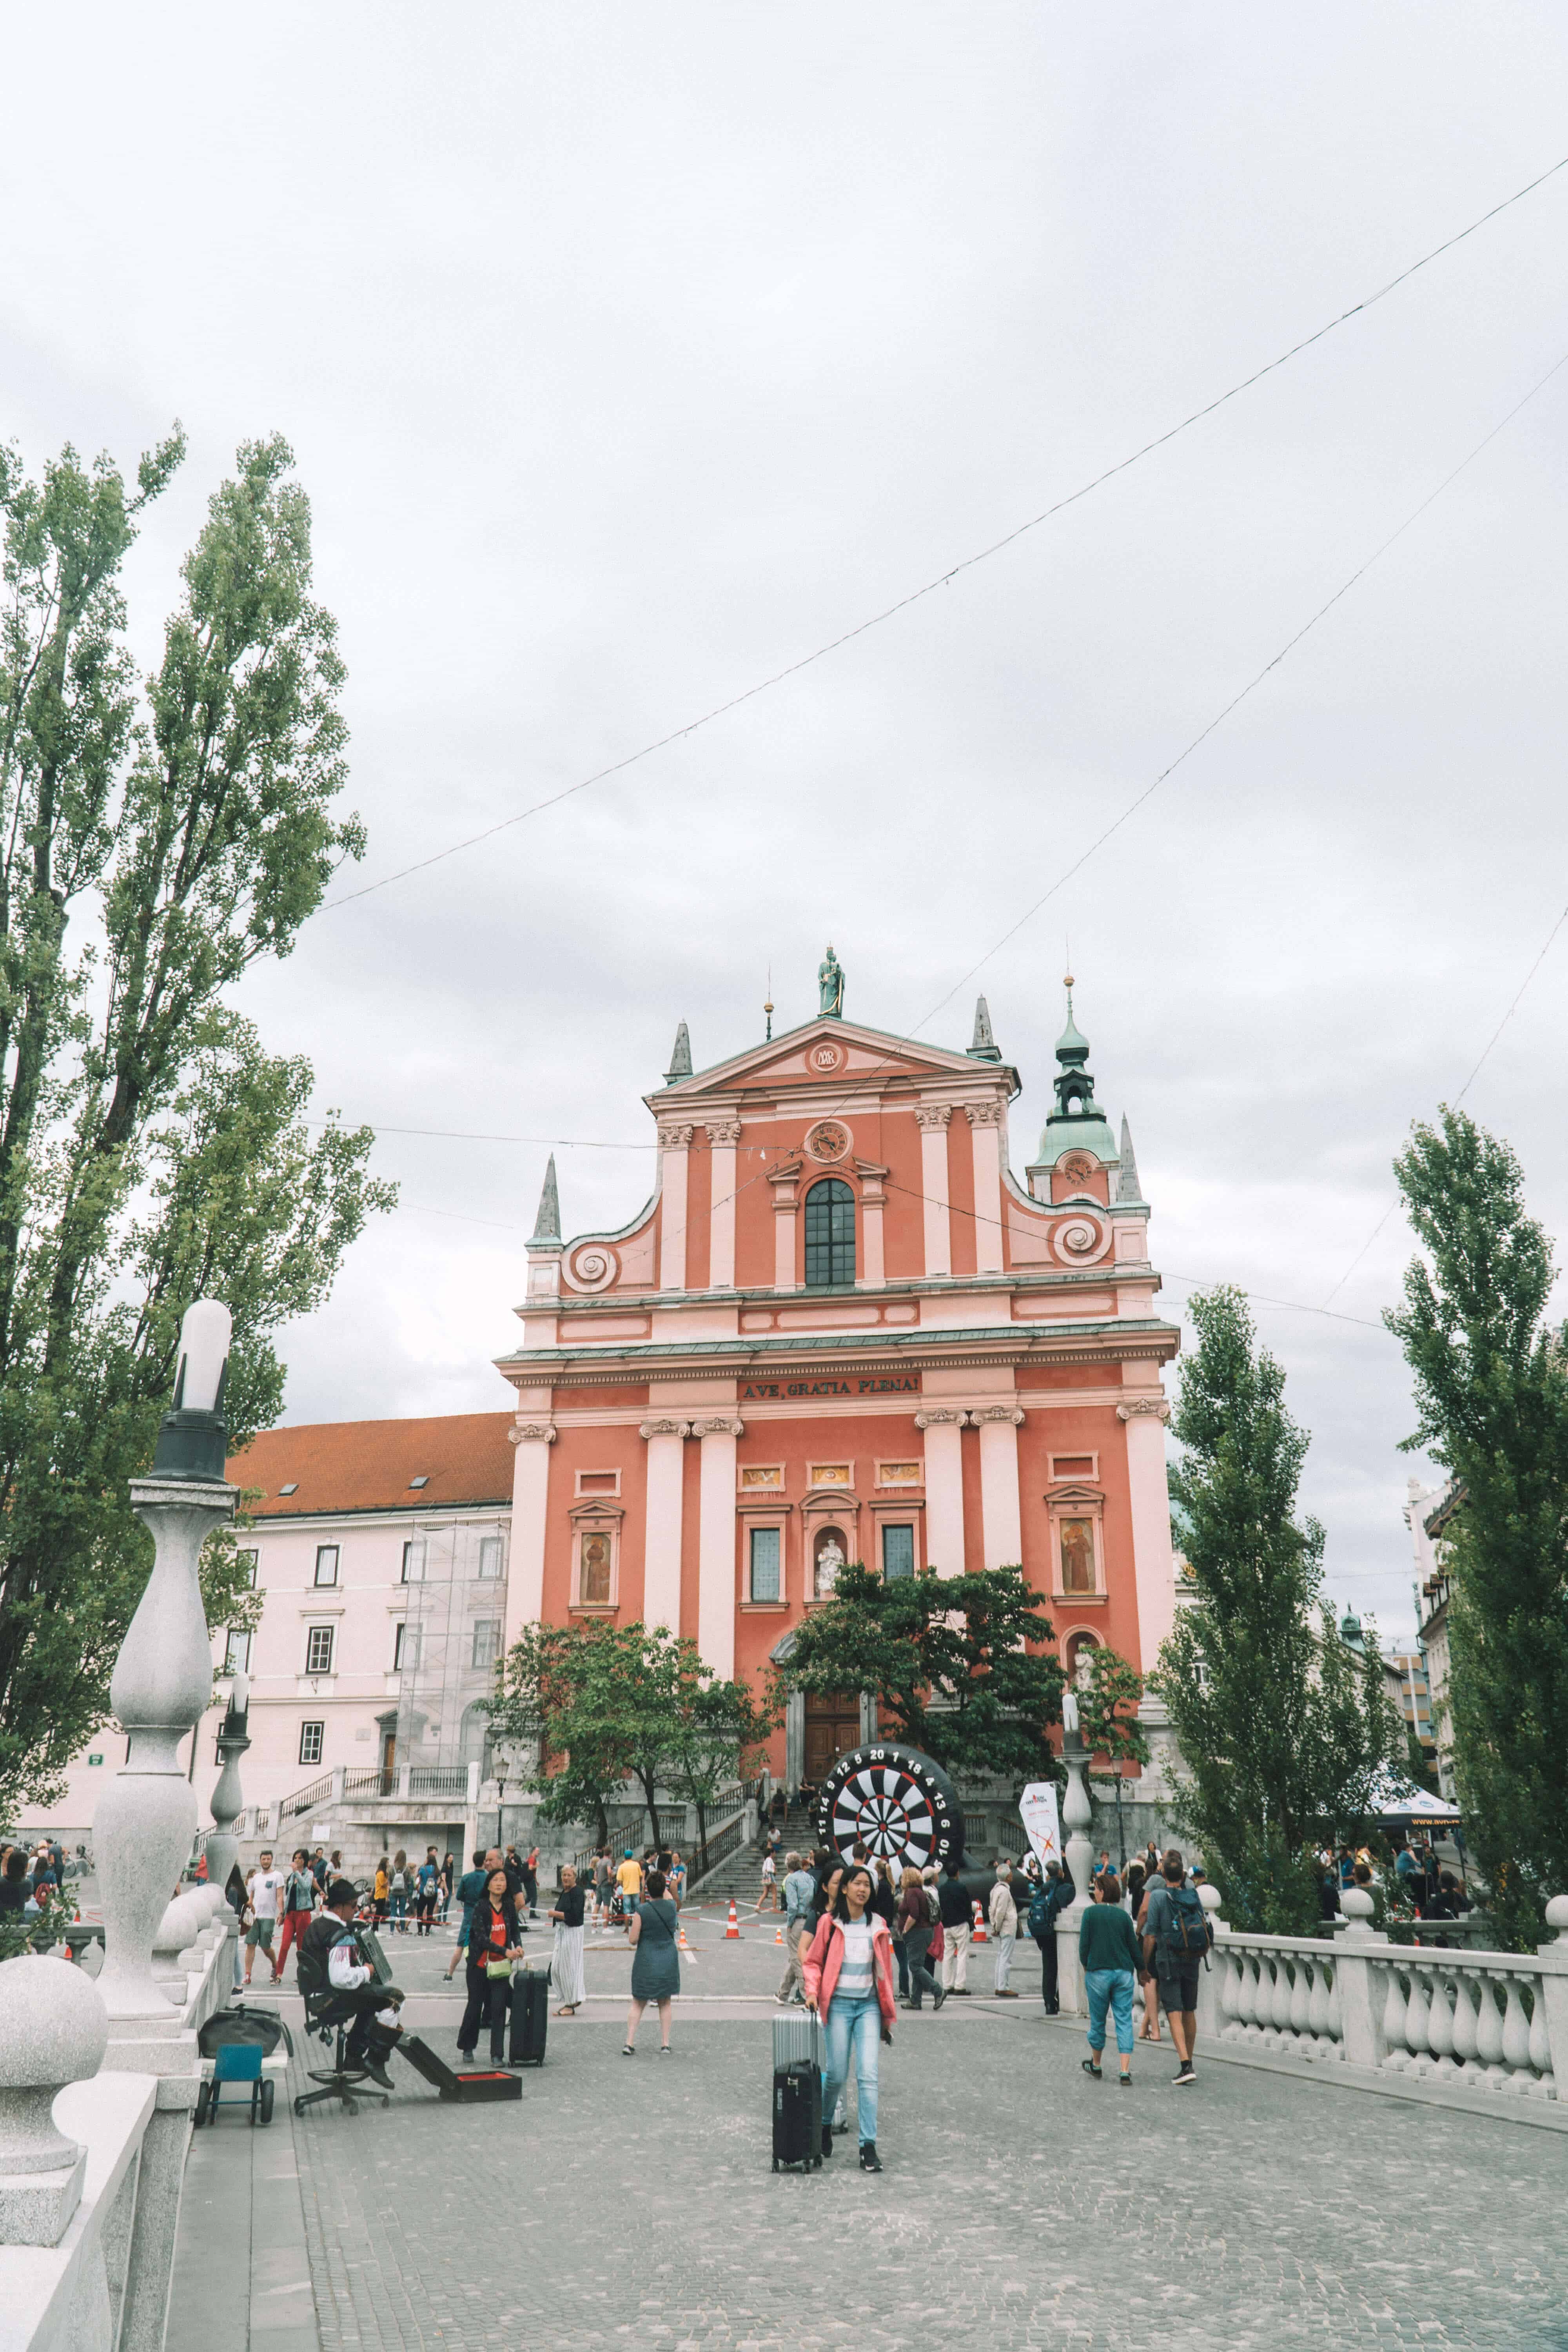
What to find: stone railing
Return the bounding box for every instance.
[1195,1886,1568,2113]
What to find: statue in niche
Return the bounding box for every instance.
[1073,1640,1098,1693]
[1060,1517,1096,1595]
[580,1532,612,1606]
[814,1533,846,1597]
[818,943,845,1018]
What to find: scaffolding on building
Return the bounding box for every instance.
[393,1518,509,1780]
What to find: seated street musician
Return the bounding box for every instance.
[298,1877,407,2088]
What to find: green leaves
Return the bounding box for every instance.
[775,1561,1066,1788]
[1387,1108,1568,1946]
[1155,1287,1403,1924]
[0,430,386,1817]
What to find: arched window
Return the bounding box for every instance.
[804,1178,855,1288]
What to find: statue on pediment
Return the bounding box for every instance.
[818,943,845,1018]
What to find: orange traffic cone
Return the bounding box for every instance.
[678,1921,691,1949]
[774,1922,784,1945]
[725,1900,741,1939]
[971,1899,988,1944]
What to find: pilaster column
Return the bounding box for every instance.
[768,1156,801,1290]
[915,1407,967,1575]
[691,1416,743,1678]
[639,1419,690,1633]
[915,1104,953,1277]
[657,1122,693,1292]
[1117,1397,1174,1668]
[706,1122,741,1289]
[972,1403,1024,1567]
[505,1420,557,1645]
[857,1160,888,1288]
[965,1103,1005,1274]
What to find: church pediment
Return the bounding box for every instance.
[645,1016,1016,1108]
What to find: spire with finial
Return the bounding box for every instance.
[664,1020,693,1086]
[967,995,1001,1062]
[530,1154,561,1244]
[764,967,773,1044]
[1032,971,1118,1172]
[1115,1114,1143,1202]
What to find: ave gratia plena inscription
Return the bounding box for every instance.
[740,1374,919,1400]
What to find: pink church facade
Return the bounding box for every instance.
[499,959,1180,1788]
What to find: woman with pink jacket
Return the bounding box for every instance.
[802,1861,898,2173]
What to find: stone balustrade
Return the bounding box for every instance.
[1194,1887,1568,2115]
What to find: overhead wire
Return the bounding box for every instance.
[318,152,1568,916]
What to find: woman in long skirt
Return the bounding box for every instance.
[549,1864,587,2015]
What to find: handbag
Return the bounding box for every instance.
[485,1956,513,1981]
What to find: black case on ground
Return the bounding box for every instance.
[772,2060,822,2171]
[399,2033,522,2103]
[508,1969,549,2066]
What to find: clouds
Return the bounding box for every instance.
[6,3,1568,1636]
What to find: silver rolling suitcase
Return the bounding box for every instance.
[772,2007,826,2073]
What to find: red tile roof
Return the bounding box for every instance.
[227,1413,515,1518]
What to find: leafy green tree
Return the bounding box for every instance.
[0,430,389,1818]
[773,1562,1066,1790]
[1154,1287,1403,1932]
[488,1621,778,1863]
[1074,1642,1150,1771]
[1387,1108,1568,1947]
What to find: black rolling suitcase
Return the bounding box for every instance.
[772,2060,822,2171]
[508,1967,549,2067]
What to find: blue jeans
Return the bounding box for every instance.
[1085,1967,1135,2057]
[823,1991,880,2145]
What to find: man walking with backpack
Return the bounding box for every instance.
[1142,1847,1211,2084]
[1027,1860,1074,2014]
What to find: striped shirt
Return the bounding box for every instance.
[836,1919,875,1999]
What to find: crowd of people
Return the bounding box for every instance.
[0,1836,78,1925]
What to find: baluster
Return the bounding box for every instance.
[1379,1961,1411,2071]
[1449,1970,1479,2076]
[1252,1953,1274,2042]
[1305,1956,1329,2052]
[1219,1947,1243,2041]
[1403,1965,1433,2075]
[1234,1950,1256,2036]
[1474,1971,1507,2084]
[1501,1975,1533,2090]
[1288,1955,1312,2045]
[1526,1980,1552,2098]
[1425,1970,1457,2076]
[1269,1955,1294,2042]
[1323,1959,1345,2059]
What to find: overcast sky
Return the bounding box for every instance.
[7,6,1568,1642]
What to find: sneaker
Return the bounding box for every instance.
[858,2141,882,2172]
[1117,2073,1134,2087]
[951,1987,971,1996]
[1082,2058,1102,2079]
[995,1989,1019,1999]
[820,2126,834,2159]
[1174,2062,1196,2085]
[933,1987,947,2011]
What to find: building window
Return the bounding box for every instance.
[392,1621,421,1672]
[749,1525,781,1602]
[882,1524,915,1583]
[1059,1517,1097,1595]
[471,1618,501,1670]
[298,1721,324,1767]
[238,1548,260,1587]
[804,1178,855,1289]
[224,1629,251,1673]
[401,1540,425,1583]
[477,1534,505,1580]
[579,1532,614,1606]
[305,1624,335,1676]
[314,1545,339,1588]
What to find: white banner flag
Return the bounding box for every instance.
[1019,1780,1062,1871]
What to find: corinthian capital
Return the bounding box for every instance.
[639,1418,691,1441]
[913,1103,952,1132]
[657,1122,694,1151]
[510,1421,557,1445]
[705,1120,742,1147]
[965,1102,1005,1128]
[1116,1399,1171,1423]
[690,1416,745,1439]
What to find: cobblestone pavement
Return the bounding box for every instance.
[269,1914,1568,2352]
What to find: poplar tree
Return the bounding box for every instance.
[0,430,390,1816]
[1387,1108,1568,1946]
[1156,1287,1401,1931]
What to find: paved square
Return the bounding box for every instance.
[214,1906,1568,2351]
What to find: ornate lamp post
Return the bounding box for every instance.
[94,1302,237,2029]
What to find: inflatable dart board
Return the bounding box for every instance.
[813,1744,962,1875]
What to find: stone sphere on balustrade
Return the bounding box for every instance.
[0,1954,107,2169]
[153,1891,210,1964]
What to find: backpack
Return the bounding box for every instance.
[1026,1885,1053,1940]
[924,1885,940,1925]
[1151,1880,1211,1960]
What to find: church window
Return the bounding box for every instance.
[804,1178,855,1289]
[882,1524,915,1583]
[1060,1517,1097,1595]
[749,1525,781,1602]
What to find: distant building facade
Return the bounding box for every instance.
[1406,1475,1462,1802]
